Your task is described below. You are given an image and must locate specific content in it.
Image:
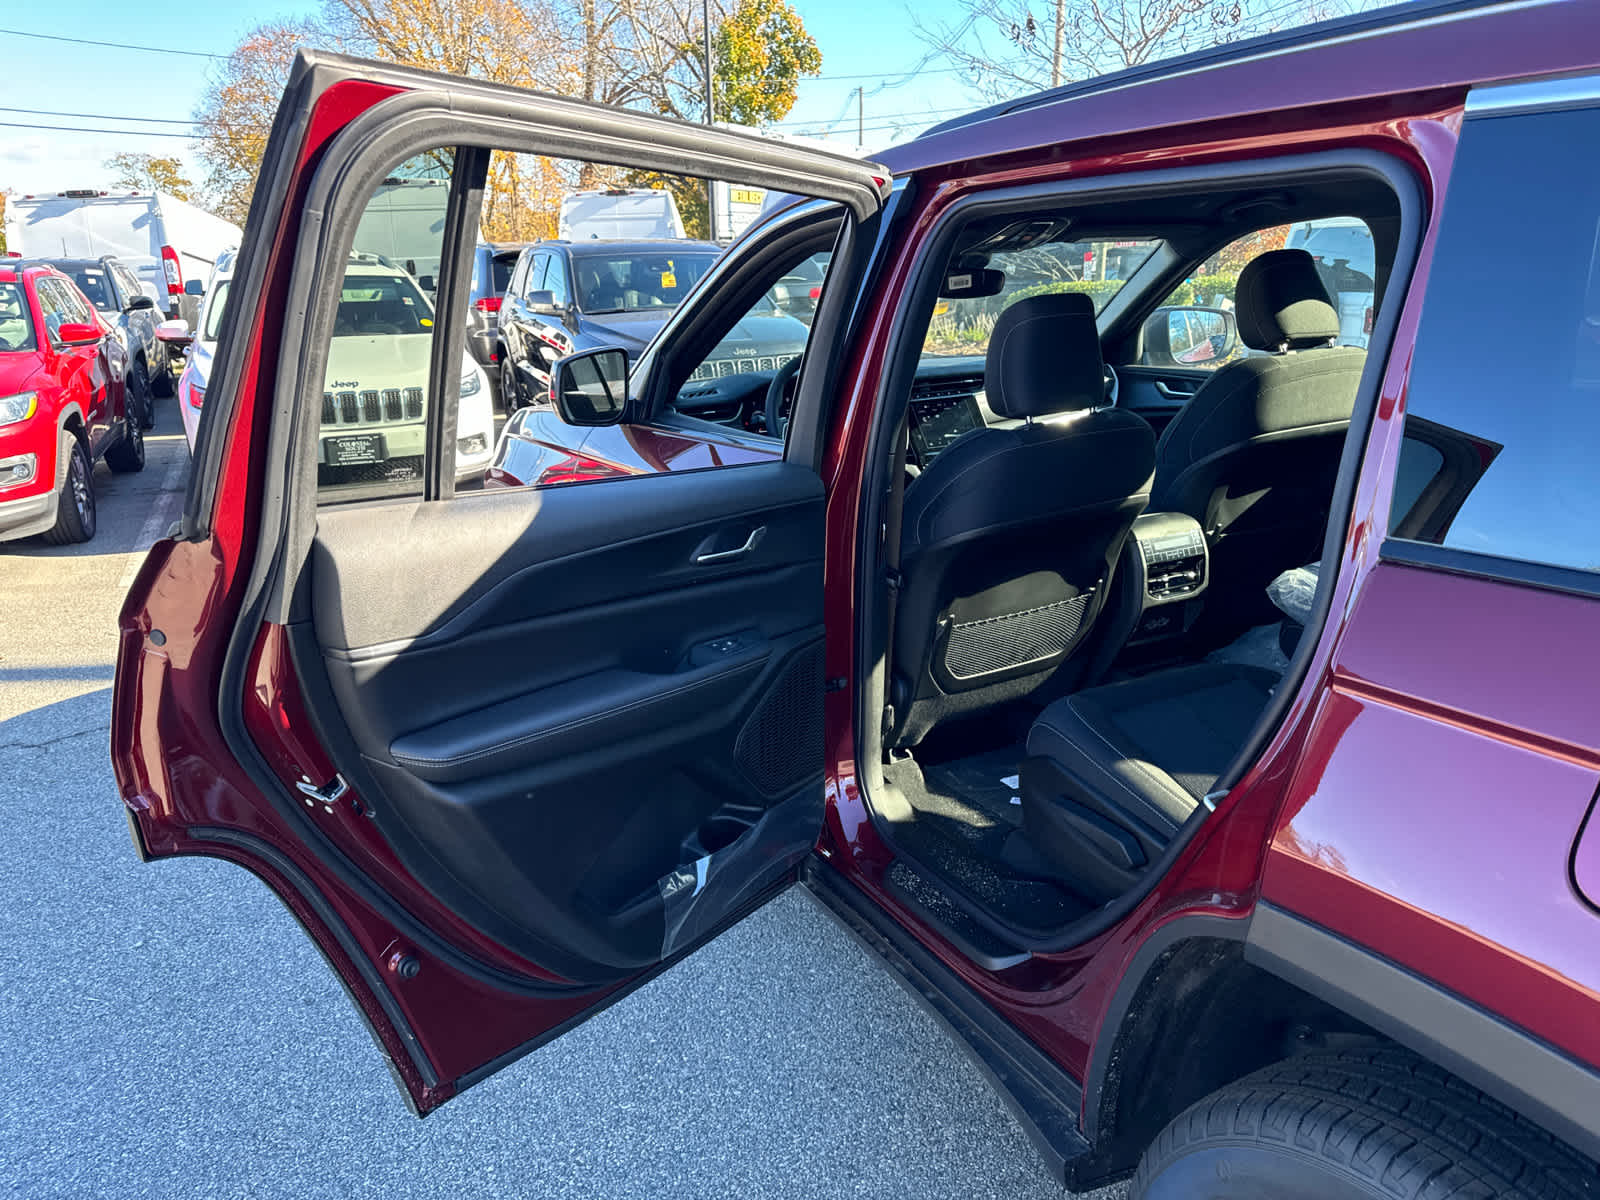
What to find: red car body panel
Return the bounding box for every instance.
[110,1,1600,1133]
[0,265,124,537]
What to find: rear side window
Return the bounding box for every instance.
[1388,101,1600,575]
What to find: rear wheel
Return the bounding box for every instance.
[499,353,520,409]
[106,413,146,474]
[42,436,96,545]
[129,359,154,429]
[1130,1048,1599,1199]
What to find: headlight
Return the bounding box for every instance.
[0,392,38,427]
[458,367,482,398]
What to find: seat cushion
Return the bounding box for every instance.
[1026,663,1279,834]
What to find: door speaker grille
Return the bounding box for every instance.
[734,641,824,797]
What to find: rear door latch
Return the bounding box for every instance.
[296,773,353,815]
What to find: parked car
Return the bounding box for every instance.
[494,238,728,406]
[113,7,1600,1198]
[4,189,240,326]
[1,263,142,544]
[464,241,527,400]
[164,249,237,455]
[38,256,169,422]
[169,251,494,485]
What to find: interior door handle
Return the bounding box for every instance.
[694,526,766,564]
[1154,380,1197,400]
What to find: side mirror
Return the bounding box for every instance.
[125,295,156,313]
[155,319,194,350]
[56,322,103,346]
[1142,306,1238,367]
[527,288,559,312]
[551,347,628,427]
[184,279,205,297]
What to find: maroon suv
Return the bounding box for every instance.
[113,5,1600,1194]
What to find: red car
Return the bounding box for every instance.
[114,4,1600,1195]
[0,262,144,544]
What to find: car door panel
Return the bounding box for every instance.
[1115,364,1208,438]
[301,461,826,981]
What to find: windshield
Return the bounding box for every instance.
[202,280,231,342]
[923,239,1162,358]
[574,251,717,314]
[0,282,36,352]
[332,272,434,337]
[65,266,118,313]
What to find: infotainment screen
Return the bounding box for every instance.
[908,393,984,462]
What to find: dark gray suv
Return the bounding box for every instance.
[466,242,527,405]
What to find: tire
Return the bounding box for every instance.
[106,413,146,474]
[1130,1048,1599,1200]
[129,358,154,429]
[151,347,175,398]
[42,435,97,545]
[499,353,520,409]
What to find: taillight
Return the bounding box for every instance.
[474,296,503,313]
[1363,306,1374,335]
[161,245,183,296]
[185,374,205,410]
[808,287,822,300]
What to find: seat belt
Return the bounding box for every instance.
[880,414,910,742]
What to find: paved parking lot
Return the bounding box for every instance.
[0,397,1123,1199]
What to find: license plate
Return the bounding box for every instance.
[328,434,384,466]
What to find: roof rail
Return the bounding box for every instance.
[920,0,1509,138]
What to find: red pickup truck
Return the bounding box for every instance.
[113,4,1600,1195]
[0,262,144,544]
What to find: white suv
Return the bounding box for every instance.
[177,253,494,484]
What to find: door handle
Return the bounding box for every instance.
[1154,380,1197,400]
[694,526,766,565]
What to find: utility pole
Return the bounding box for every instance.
[857,86,864,148]
[1051,0,1064,87]
[703,0,717,241]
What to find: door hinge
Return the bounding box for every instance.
[296,773,364,816]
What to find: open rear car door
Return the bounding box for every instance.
[112,52,889,1113]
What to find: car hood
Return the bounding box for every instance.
[578,309,674,355]
[0,354,44,397]
[325,333,433,391]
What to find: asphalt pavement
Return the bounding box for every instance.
[0,396,1125,1199]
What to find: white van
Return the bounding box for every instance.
[351,178,466,296]
[559,189,686,241]
[1283,216,1376,348]
[4,190,241,323]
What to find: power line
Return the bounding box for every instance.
[0,106,198,127]
[0,27,223,59]
[0,121,199,139]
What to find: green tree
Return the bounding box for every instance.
[713,0,821,125]
[104,153,194,200]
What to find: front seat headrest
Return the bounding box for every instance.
[1236,248,1340,351]
[986,291,1106,419]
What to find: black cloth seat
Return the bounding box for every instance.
[1026,662,1278,836]
[888,292,1155,748]
[1151,248,1365,642]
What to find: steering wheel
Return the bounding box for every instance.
[764,355,802,439]
[1103,364,1120,408]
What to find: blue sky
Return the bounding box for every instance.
[0,0,971,198]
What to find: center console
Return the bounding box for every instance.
[1125,511,1209,645]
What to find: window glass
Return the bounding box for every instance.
[36,279,80,339]
[202,281,231,343]
[571,249,717,313]
[525,251,549,297]
[1151,218,1374,370]
[923,239,1160,359]
[1387,104,1600,575]
[318,152,479,501]
[67,267,116,312]
[544,254,571,307]
[0,281,37,352]
[115,266,144,307]
[507,250,532,298]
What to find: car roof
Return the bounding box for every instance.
[554,240,721,255]
[879,0,1600,177]
[0,262,66,284]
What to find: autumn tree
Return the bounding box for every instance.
[193,21,319,224]
[914,0,1385,101]
[713,0,821,125]
[104,153,194,200]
